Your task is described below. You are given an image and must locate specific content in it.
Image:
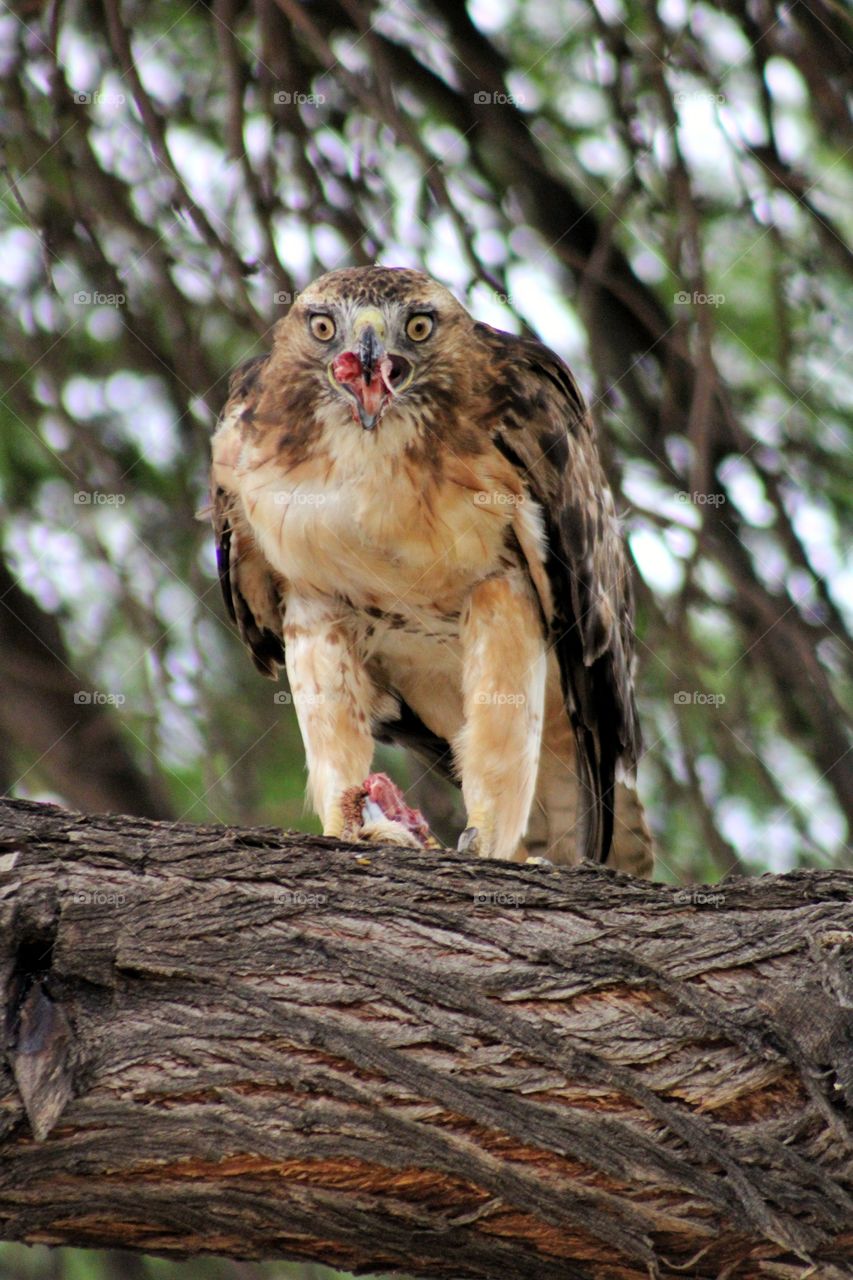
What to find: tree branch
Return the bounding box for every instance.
[0,561,172,820]
[1,798,851,1278]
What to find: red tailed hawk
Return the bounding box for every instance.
[210,266,652,873]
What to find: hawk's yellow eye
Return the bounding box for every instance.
[406,313,434,342]
[309,314,336,342]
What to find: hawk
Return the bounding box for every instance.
[210,266,652,873]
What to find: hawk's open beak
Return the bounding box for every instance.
[357,325,383,384]
[353,324,387,430]
[330,320,413,431]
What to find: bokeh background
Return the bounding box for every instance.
[1,0,851,1276]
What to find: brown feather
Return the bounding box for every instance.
[474,321,641,861]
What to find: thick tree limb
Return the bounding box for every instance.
[1,797,851,1279]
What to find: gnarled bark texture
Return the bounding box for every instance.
[1,796,851,1279]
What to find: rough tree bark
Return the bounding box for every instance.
[1,797,851,1280]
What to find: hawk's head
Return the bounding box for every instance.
[273,266,475,432]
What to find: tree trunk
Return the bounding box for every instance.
[1,797,851,1280]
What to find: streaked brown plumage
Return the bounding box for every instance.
[210,265,652,872]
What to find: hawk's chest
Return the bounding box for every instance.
[240,427,515,613]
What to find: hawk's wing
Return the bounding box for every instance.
[210,356,286,677]
[476,323,641,864]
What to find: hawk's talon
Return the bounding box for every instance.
[458,826,481,856]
